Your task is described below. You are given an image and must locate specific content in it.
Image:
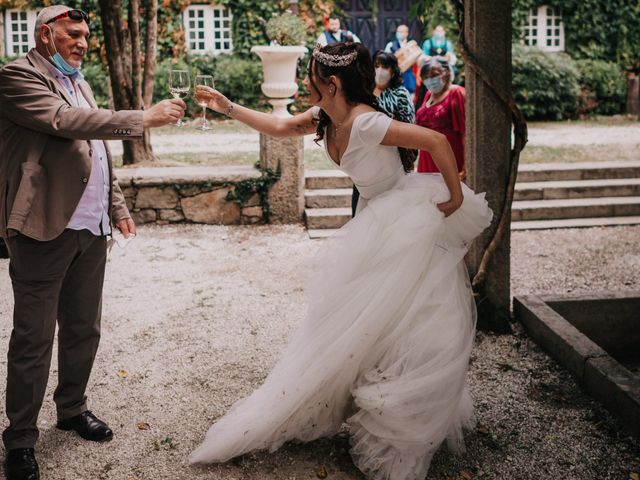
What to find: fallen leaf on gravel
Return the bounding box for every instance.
[117,369,129,379]
[629,472,639,480]
[136,422,150,430]
[316,465,328,478]
[460,470,473,479]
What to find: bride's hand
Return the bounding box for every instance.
[194,85,232,114]
[437,195,463,217]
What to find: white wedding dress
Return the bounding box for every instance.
[190,112,493,479]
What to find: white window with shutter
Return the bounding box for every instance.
[184,5,233,55]
[523,5,565,52]
[5,9,38,57]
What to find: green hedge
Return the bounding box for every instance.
[512,45,581,120]
[209,54,266,109]
[575,59,626,115]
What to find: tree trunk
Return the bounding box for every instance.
[142,0,158,108]
[464,0,513,333]
[98,0,158,165]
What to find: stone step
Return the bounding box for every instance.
[305,170,352,190]
[308,228,339,239]
[511,216,640,230]
[306,179,640,208]
[310,217,640,238]
[305,207,351,229]
[306,162,640,190]
[517,161,640,182]
[512,196,640,221]
[514,178,640,201]
[305,188,353,208]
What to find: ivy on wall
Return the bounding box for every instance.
[512,0,639,72]
[410,0,639,73]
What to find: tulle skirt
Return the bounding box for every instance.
[190,173,493,480]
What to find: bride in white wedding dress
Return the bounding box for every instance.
[190,42,493,480]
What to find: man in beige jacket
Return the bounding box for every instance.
[0,6,186,479]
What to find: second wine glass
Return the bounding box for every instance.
[169,70,190,127]
[195,75,214,131]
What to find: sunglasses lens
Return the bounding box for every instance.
[69,10,88,21]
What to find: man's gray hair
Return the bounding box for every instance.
[34,5,72,38]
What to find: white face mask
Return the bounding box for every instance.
[375,67,391,87]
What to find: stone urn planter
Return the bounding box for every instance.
[251,45,308,117]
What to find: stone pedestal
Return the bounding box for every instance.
[465,0,512,331]
[259,133,304,223]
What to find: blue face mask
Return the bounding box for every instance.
[425,76,445,94]
[46,25,80,77]
[434,32,445,42]
[396,32,407,42]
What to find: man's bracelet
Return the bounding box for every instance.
[225,103,234,117]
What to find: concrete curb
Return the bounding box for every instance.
[514,294,640,438]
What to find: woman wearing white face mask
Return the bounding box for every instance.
[415,60,466,178]
[373,51,415,124]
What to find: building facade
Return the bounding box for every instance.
[0,3,566,58]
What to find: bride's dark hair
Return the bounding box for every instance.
[309,42,414,172]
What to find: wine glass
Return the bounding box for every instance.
[195,75,214,131]
[169,70,190,127]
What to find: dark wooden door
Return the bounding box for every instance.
[340,0,424,53]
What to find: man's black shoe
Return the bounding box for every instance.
[5,448,39,480]
[56,410,113,442]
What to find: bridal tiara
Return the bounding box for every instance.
[312,44,358,67]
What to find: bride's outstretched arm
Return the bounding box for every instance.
[195,86,317,137]
[382,121,463,216]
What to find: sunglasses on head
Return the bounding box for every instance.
[45,9,89,25]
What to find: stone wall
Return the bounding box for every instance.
[116,166,266,225]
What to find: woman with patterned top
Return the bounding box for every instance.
[373,51,415,124]
[416,59,466,179]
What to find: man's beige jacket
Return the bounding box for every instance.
[0,49,143,241]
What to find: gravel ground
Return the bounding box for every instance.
[0,224,639,480]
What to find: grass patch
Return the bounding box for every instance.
[113,148,333,169]
[520,143,640,164]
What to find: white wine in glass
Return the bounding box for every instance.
[169,70,190,127]
[195,75,214,131]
